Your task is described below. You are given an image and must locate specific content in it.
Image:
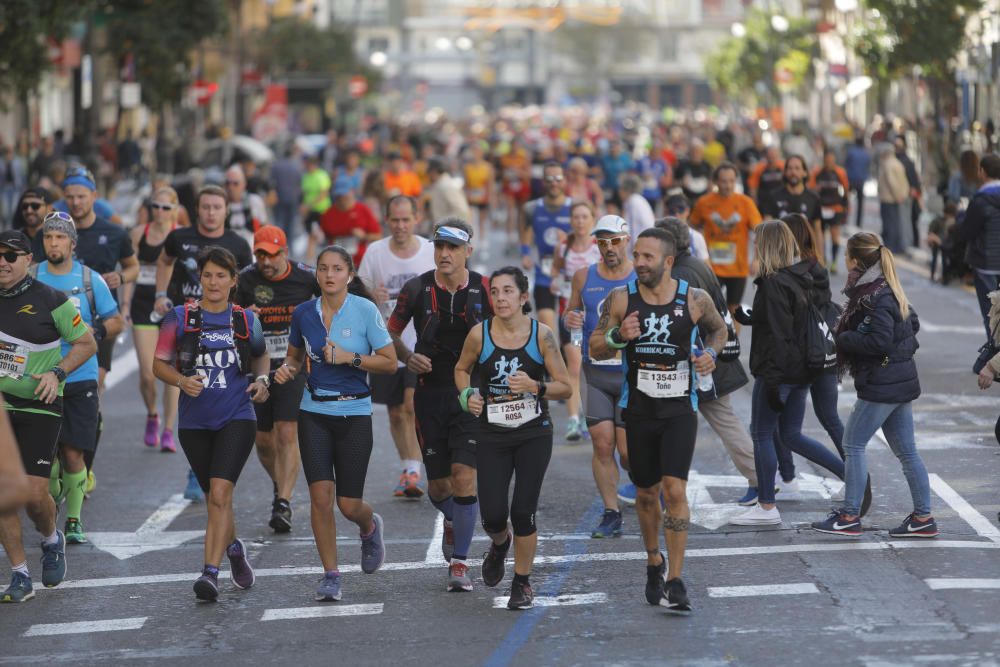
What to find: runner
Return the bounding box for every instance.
[223,165,268,245]
[563,214,637,535]
[747,145,785,213]
[387,219,492,592]
[234,226,319,532]
[463,142,496,240]
[521,161,572,335]
[12,187,53,258]
[589,227,728,615]
[124,186,180,452]
[273,245,393,601]
[500,141,532,246]
[808,151,851,272]
[34,215,124,545]
[152,246,271,601]
[0,229,96,602]
[357,195,435,498]
[454,267,572,610]
[311,176,381,267]
[760,155,823,255]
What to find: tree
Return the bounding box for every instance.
[253,17,374,83]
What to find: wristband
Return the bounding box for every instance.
[520,244,531,257]
[606,327,627,349]
[705,347,718,362]
[49,366,67,382]
[255,374,271,388]
[536,381,547,399]
[458,386,475,413]
[155,291,168,299]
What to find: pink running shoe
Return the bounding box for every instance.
[144,415,160,448]
[160,428,177,453]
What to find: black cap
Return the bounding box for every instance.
[0,230,32,253]
[664,194,690,214]
[21,187,54,204]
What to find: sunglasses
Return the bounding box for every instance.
[544,176,564,183]
[150,203,175,211]
[43,211,74,224]
[596,236,627,248]
[254,249,282,259]
[0,250,27,263]
[21,202,43,211]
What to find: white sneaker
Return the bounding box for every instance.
[775,474,801,497]
[729,505,782,526]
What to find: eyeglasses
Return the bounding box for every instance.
[544,176,564,183]
[0,251,27,263]
[43,211,74,224]
[150,203,175,211]
[596,236,627,248]
[254,249,282,259]
[21,202,43,212]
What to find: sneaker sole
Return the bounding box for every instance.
[661,605,692,616]
[194,581,219,601]
[507,601,533,610]
[811,526,863,537]
[728,519,782,526]
[617,497,636,507]
[66,536,87,544]
[1,590,35,602]
[160,447,176,453]
[315,592,343,602]
[737,498,759,507]
[888,531,938,538]
[447,582,473,592]
[361,515,385,575]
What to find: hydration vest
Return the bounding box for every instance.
[413,270,487,358]
[176,302,253,377]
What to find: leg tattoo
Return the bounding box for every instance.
[662,515,690,532]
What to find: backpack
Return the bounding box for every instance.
[414,270,487,358]
[30,263,100,328]
[804,301,838,373]
[176,302,253,377]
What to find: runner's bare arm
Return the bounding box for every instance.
[154,247,175,296]
[273,344,305,384]
[454,323,483,392]
[537,324,572,400]
[562,267,588,329]
[588,286,626,360]
[690,287,727,355]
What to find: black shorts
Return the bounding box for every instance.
[297,411,372,498]
[584,364,625,428]
[59,381,100,452]
[414,384,478,480]
[130,286,157,328]
[97,338,115,372]
[533,284,557,312]
[178,419,256,493]
[477,425,553,537]
[624,412,698,488]
[255,372,306,432]
[822,211,847,229]
[10,409,61,478]
[370,366,418,407]
[718,277,747,308]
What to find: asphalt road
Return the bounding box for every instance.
[2,220,1000,667]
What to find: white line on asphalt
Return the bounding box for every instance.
[261,603,384,621]
[927,473,1000,543]
[88,493,203,560]
[707,583,819,598]
[136,494,190,535]
[925,578,1000,591]
[47,539,1000,591]
[424,514,444,565]
[103,351,140,391]
[491,593,607,609]
[23,617,147,637]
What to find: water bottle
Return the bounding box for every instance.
[569,309,583,347]
[694,347,714,393]
[149,299,173,324]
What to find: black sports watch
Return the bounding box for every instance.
[352,353,363,368]
[50,366,67,382]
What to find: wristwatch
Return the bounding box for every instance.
[352,353,363,368]
[50,366,67,382]
[255,374,271,388]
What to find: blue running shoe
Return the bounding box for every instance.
[40,531,66,588]
[591,509,623,538]
[194,569,219,601]
[1,571,34,603]
[811,510,863,537]
[184,469,204,503]
[736,486,759,506]
[315,571,342,601]
[616,483,636,507]
[360,513,385,574]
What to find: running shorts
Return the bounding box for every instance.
[370,366,418,408]
[59,381,100,452]
[297,411,373,498]
[624,412,698,488]
[11,410,62,478]
[178,419,257,493]
[414,384,478,480]
[254,373,307,432]
[584,364,625,428]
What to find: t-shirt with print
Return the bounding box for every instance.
[34,261,119,384]
[161,227,253,304]
[154,305,265,430]
[762,187,822,224]
[690,192,762,279]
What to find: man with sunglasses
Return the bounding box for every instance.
[0,230,96,602]
[522,161,572,337]
[563,215,637,537]
[12,188,53,258]
[234,226,318,533]
[225,164,268,246]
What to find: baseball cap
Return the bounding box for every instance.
[591,215,629,236]
[0,230,32,253]
[254,225,288,254]
[332,175,354,197]
[664,194,690,215]
[432,225,471,246]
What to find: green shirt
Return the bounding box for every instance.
[0,280,90,416]
[302,168,332,213]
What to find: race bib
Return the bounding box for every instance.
[265,333,289,358]
[486,396,535,428]
[637,362,689,399]
[0,341,28,379]
[138,263,157,286]
[468,188,486,201]
[540,256,554,277]
[590,350,622,366]
[685,175,708,193]
[821,207,836,220]
[708,242,737,266]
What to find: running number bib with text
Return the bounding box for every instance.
[487,394,536,428]
[636,361,689,399]
[0,341,28,379]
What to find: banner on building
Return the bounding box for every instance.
[252,84,289,144]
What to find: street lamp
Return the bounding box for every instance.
[731,22,747,38]
[771,15,790,32]
[455,36,473,51]
[370,51,388,68]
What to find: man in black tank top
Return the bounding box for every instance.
[589,227,728,616]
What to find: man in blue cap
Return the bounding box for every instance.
[309,174,380,264]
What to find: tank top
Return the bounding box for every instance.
[137,223,174,288]
[464,161,491,202]
[477,318,549,432]
[530,197,572,289]
[581,264,635,369]
[621,279,698,418]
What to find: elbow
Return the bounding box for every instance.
[546,381,573,401]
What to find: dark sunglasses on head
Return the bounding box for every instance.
[0,250,27,263]
[150,203,175,211]
[21,202,43,211]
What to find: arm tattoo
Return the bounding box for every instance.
[691,289,728,352]
[542,328,558,355]
[596,286,625,334]
[663,516,690,532]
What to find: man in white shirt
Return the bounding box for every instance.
[424,158,471,224]
[620,173,655,255]
[357,195,436,498]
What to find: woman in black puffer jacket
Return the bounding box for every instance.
[811,232,938,538]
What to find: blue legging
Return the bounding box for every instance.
[775,372,845,479]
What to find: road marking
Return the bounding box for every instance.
[925,578,1000,591]
[917,321,983,336]
[23,617,147,637]
[707,583,819,598]
[928,473,1000,543]
[689,471,841,499]
[261,603,384,621]
[491,593,607,609]
[424,514,444,565]
[103,350,140,391]
[89,493,202,560]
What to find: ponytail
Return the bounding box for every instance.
[846,232,910,319]
[879,247,910,319]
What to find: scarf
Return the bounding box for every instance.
[835,262,887,378]
[0,274,33,299]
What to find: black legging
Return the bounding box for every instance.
[477,427,553,537]
[178,419,257,492]
[297,411,373,498]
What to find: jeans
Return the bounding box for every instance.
[773,371,845,480]
[880,202,903,253]
[751,379,845,505]
[698,394,757,486]
[842,399,931,517]
[973,269,1000,340]
[273,201,299,245]
[853,184,865,227]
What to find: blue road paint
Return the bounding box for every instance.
[482,498,605,667]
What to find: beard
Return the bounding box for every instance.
[47,253,66,265]
[636,266,664,287]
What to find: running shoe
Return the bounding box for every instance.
[392,471,407,498]
[360,513,385,574]
[811,510,863,537]
[85,470,96,497]
[441,519,455,562]
[888,513,939,538]
[860,475,873,518]
[144,414,159,448]
[269,498,292,533]
[591,509,623,538]
[40,530,66,588]
[315,572,342,601]
[1,572,34,603]
[565,416,582,442]
[403,471,424,499]
[645,552,666,605]
[184,469,204,503]
[482,532,511,588]
[729,505,781,526]
[507,579,533,610]
[660,578,692,616]
[64,518,87,544]
[227,538,255,589]
[194,569,219,601]
[736,486,759,506]
[160,428,176,453]
[447,560,473,592]
[617,483,637,507]
[774,475,800,497]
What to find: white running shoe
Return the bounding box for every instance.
[729,505,782,526]
[774,474,801,497]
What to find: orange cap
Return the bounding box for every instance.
[254,225,287,254]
